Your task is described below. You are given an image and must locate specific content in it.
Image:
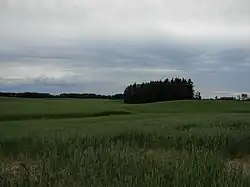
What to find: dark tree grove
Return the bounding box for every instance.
[123,77,195,104]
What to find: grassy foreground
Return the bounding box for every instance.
[1,98,250,186]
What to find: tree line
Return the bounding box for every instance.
[123,77,197,104]
[0,92,124,100]
[1,77,248,103]
[0,77,198,103]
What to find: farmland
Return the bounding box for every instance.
[1,97,250,186]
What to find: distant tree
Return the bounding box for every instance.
[123,77,196,104]
[241,93,248,100]
[0,92,124,100]
[194,91,202,100]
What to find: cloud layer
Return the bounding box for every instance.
[1,0,250,97]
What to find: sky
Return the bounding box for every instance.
[0,0,250,98]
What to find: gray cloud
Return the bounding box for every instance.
[0,0,250,97]
[1,0,250,45]
[1,41,250,97]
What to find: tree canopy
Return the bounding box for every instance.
[123,77,195,104]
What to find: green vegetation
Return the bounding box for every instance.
[124,78,195,103]
[1,97,250,186]
[1,97,250,120]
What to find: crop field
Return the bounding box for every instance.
[1,97,250,186]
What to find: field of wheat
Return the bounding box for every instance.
[1,98,250,186]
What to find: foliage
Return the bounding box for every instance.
[124,77,195,104]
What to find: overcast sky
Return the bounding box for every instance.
[1,0,250,97]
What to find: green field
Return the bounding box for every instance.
[1,97,250,186]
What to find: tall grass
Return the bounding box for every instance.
[1,99,250,186]
[0,111,131,122]
[1,129,250,187]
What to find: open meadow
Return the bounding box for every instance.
[1,97,250,186]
